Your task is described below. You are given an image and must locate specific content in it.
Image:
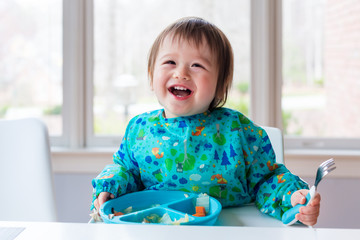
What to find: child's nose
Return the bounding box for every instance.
[173,67,190,81]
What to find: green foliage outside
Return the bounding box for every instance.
[225,81,249,116]
[314,77,324,87]
[282,110,302,136]
[0,106,9,117]
[43,105,62,115]
[237,81,249,94]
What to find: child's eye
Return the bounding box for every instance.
[165,60,176,65]
[192,63,205,69]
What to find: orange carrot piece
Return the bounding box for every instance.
[114,211,124,216]
[196,206,206,214]
[192,206,206,217]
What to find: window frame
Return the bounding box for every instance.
[58,0,360,152]
[60,0,86,149]
[250,0,282,128]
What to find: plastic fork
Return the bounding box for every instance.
[282,158,336,226]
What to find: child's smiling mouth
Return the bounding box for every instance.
[168,85,193,99]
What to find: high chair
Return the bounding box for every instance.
[262,126,284,164]
[0,118,57,221]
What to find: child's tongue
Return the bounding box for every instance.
[172,88,191,97]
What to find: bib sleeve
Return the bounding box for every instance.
[246,128,309,220]
[91,118,143,210]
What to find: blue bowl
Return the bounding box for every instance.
[99,190,222,225]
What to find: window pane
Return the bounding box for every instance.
[93,0,250,136]
[0,0,62,136]
[282,0,360,138]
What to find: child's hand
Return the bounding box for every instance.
[291,189,321,226]
[93,192,115,211]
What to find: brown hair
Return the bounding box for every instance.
[148,17,234,111]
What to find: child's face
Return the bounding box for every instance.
[152,35,218,118]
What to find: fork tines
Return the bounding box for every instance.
[320,158,336,175]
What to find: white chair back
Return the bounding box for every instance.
[262,126,284,164]
[0,118,57,221]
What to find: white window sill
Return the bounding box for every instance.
[51,147,114,174]
[51,147,360,178]
[284,149,360,179]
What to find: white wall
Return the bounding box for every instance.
[54,173,95,223]
[302,177,360,229]
[53,173,360,228]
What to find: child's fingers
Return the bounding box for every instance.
[97,192,115,207]
[98,193,109,206]
[291,190,322,226]
[296,213,318,226]
[300,204,320,216]
[291,190,308,206]
[297,202,320,226]
[291,190,321,207]
[93,198,100,211]
[309,193,321,206]
[297,207,320,226]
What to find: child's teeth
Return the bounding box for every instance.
[174,86,187,91]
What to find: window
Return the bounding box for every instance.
[1,0,359,153]
[0,0,62,136]
[282,0,360,149]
